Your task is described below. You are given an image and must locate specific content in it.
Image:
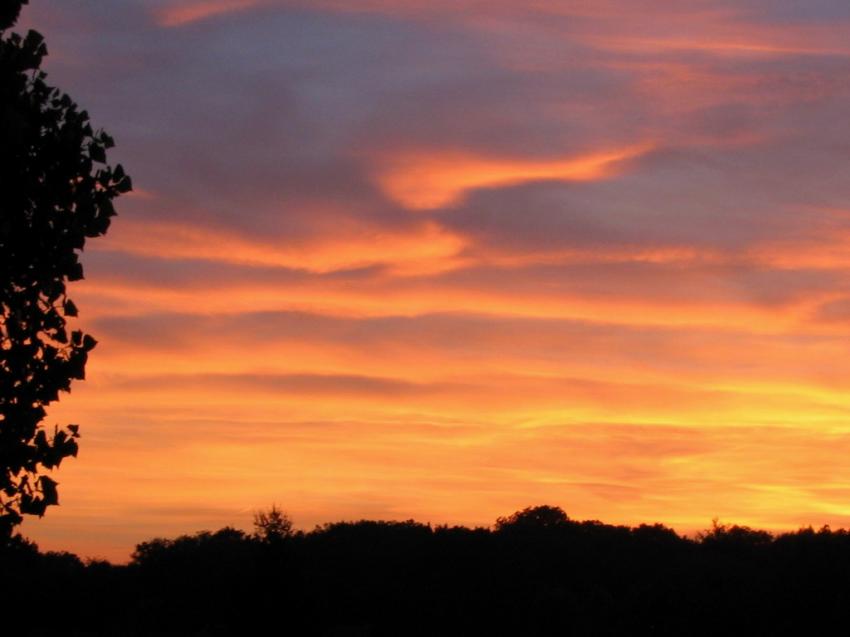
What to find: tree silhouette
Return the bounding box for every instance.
[0,0,131,537]
[253,505,294,543]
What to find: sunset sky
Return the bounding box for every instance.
[17,0,850,561]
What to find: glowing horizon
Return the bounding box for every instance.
[15,0,850,562]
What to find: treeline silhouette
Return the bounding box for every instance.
[4,505,850,636]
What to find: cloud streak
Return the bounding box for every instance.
[155,0,269,27]
[373,144,653,209]
[99,217,467,275]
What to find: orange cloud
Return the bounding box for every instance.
[374,144,652,209]
[98,218,467,275]
[752,228,850,271]
[587,35,850,58]
[72,272,820,335]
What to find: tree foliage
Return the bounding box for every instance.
[494,504,570,531]
[0,0,131,536]
[12,507,850,636]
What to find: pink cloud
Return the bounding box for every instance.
[155,0,268,27]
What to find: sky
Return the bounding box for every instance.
[15,0,850,561]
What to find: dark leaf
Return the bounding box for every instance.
[81,334,97,351]
[39,476,58,506]
[67,262,84,281]
[117,174,133,194]
[89,142,105,163]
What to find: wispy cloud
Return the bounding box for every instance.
[98,217,467,275]
[373,144,652,209]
